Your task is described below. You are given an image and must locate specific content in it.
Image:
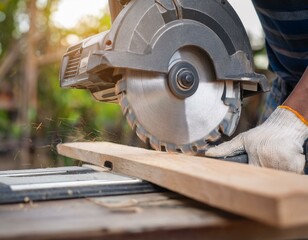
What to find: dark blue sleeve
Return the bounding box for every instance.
[252,0,308,83]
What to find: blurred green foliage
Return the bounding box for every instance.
[0,0,134,167]
[0,0,18,56]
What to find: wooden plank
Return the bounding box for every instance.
[57,142,308,228]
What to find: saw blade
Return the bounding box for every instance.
[116,47,239,154]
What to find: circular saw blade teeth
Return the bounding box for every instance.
[180,145,196,155]
[119,94,129,114]
[134,113,211,154]
[116,78,239,155]
[115,79,127,95]
[149,136,160,151]
[163,144,176,153]
[115,47,241,155]
[135,124,149,143]
[193,139,209,151]
[126,109,137,129]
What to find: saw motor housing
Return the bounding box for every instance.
[60,0,269,153]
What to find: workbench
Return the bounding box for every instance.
[1,191,308,239]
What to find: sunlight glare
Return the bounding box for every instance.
[52,0,108,29]
[228,0,264,48]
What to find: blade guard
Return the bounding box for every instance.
[85,0,268,93]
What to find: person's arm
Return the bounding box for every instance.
[283,67,308,120]
[205,67,308,174]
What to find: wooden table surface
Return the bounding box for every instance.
[1,192,308,240]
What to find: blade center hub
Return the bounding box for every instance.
[168,62,199,99]
[177,69,195,89]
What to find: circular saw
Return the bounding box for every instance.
[59,0,269,154]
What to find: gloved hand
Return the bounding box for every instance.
[205,106,308,174]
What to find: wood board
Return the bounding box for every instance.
[57,142,308,228]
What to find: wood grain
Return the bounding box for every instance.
[57,142,308,227]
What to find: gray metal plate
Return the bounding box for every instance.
[0,166,160,204]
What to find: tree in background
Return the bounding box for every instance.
[0,0,137,169]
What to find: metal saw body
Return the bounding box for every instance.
[59,0,269,154]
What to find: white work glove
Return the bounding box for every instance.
[205,107,308,174]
